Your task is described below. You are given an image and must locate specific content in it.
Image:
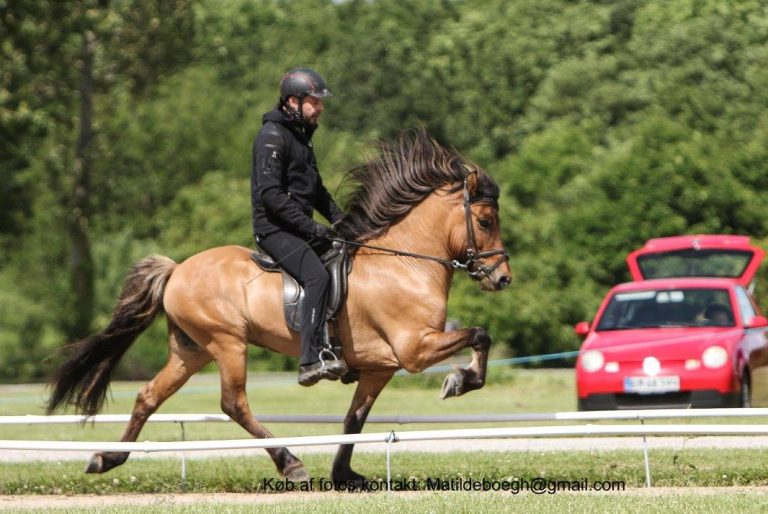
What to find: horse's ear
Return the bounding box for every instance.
[465,169,479,197]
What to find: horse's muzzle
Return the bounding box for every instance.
[495,274,512,291]
[477,270,512,292]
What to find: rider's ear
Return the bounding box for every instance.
[286,96,300,110]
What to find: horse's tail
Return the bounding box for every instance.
[47,255,177,416]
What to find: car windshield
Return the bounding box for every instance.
[636,249,752,279]
[596,288,734,330]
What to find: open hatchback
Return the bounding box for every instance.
[575,235,768,410]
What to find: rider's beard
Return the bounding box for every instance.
[304,115,320,129]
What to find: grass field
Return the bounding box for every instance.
[0,367,761,442]
[0,368,582,442]
[3,368,768,511]
[2,448,768,494]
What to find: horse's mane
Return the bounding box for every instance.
[335,130,499,243]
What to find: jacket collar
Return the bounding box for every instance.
[262,106,317,143]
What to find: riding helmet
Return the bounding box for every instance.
[279,67,333,102]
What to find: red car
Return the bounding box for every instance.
[575,235,768,410]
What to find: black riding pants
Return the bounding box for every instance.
[257,231,330,366]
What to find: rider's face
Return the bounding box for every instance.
[288,95,325,125]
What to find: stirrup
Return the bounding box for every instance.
[298,353,348,387]
[318,347,347,375]
[319,348,338,366]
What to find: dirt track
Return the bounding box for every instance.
[3,487,768,510]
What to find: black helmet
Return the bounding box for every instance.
[279,67,333,102]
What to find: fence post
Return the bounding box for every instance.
[641,419,651,487]
[385,431,398,491]
[180,421,187,491]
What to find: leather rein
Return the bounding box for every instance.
[330,173,509,280]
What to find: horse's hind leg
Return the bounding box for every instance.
[86,323,212,473]
[213,336,309,482]
[331,371,393,487]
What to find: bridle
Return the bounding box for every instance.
[460,173,510,280]
[329,173,509,281]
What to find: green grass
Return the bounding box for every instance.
[0,367,762,445]
[2,448,768,495]
[3,368,768,511]
[0,368,581,442]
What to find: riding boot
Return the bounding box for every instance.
[298,320,348,387]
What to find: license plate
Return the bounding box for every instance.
[623,376,680,394]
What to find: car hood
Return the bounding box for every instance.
[582,327,743,361]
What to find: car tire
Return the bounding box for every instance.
[739,372,752,408]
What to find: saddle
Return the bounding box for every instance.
[249,241,352,333]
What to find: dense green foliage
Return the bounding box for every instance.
[2,0,768,380]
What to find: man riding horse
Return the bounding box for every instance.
[251,67,347,386]
[47,113,512,485]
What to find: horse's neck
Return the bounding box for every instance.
[360,193,457,293]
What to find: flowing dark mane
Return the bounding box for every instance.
[335,130,499,243]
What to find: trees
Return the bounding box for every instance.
[2,0,768,379]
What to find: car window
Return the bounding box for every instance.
[735,287,756,325]
[596,288,734,330]
[637,249,753,279]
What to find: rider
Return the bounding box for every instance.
[251,67,348,386]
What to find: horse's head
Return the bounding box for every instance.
[336,130,512,291]
[447,169,512,292]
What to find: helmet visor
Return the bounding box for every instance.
[308,88,333,98]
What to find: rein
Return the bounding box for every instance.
[331,174,509,280]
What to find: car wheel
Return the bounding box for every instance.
[739,373,752,408]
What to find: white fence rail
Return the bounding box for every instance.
[3,408,768,488]
[3,407,768,425]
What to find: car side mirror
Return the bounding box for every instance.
[747,315,768,329]
[574,321,591,337]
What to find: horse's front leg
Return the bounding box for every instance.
[331,371,393,488]
[399,327,491,399]
[439,326,491,399]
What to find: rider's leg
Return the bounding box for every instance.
[257,230,347,385]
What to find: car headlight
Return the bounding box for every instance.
[580,350,604,372]
[702,346,728,369]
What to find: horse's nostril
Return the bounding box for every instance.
[498,276,512,289]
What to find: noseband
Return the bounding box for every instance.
[330,173,509,281]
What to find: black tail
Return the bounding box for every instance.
[47,255,177,416]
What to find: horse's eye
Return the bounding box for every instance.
[478,219,492,231]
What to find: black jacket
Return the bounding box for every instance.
[251,108,344,239]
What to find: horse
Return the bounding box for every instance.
[46,130,512,486]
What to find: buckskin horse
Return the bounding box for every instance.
[47,130,512,486]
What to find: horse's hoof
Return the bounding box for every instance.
[85,453,103,474]
[340,368,360,384]
[440,370,465,399]
[284,465,311,483]
[331,470,367,491]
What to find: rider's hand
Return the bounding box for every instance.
[313,223,333,240]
